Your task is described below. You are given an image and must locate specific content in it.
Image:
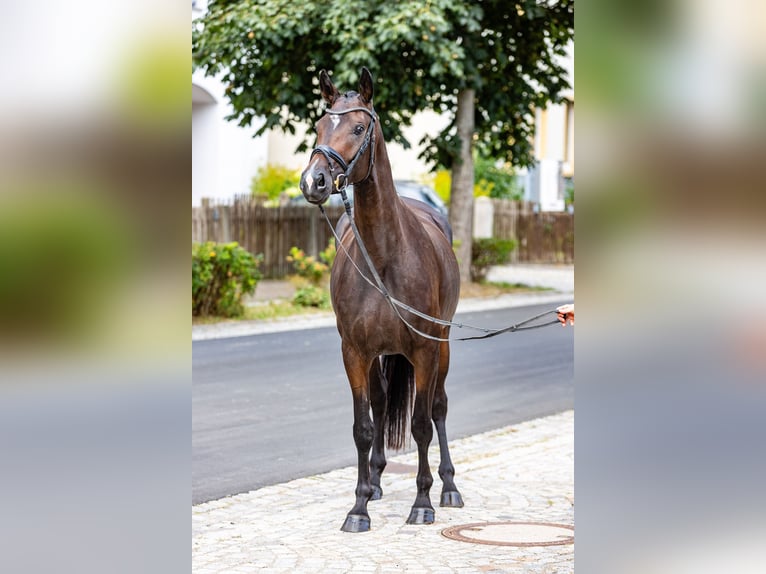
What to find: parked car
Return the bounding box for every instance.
[291,180,448,217]
[394,180,448,217]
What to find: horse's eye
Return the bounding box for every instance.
[354,124,364,135]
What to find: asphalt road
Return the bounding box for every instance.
[193,302,573,504]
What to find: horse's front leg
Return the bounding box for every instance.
[406,348,439,525]
[340,346,375,533]
[369,358,387,501]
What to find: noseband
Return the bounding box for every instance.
[310,106,376,192]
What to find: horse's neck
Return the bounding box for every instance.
[352,132,404,265]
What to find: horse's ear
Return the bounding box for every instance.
[319,70,339,105]
[359,67,374,104]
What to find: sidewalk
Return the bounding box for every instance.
[192,264,574,341]
[193,410,574,573]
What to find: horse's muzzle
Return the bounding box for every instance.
[299,163,331,205]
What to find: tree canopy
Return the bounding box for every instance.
[192,0,573,170]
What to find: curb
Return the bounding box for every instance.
[192,291,573,342]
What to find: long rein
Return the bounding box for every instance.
[313,107,561,342]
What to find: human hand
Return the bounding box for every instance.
[556,304,574,326]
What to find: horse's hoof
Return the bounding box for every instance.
[370,485,383,501]
[440,491,464,508]
[340,514,371,533]
[406,507,435,525]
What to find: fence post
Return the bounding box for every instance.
[221,204,231,242]
[473,196,493,239]
[309,207,318,257]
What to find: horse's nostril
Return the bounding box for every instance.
[316,173,326,190]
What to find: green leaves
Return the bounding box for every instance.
[250,164,301,201]
[286,240,334,308]
[285,246,328,286]
[192,0,573,169]
[192,242,263,317]
[470,238,518,282]
[474,155,524,200]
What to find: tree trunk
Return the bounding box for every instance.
[449,88,475,283]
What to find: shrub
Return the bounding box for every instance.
[251,164,301,202]
[288,241,335,308]
[192,242,262,317]
[319,238,337,269]
[293,285,330,309]
[286,246,328,286]
[470,238,517,282]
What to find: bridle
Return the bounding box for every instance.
[310,106,377,193]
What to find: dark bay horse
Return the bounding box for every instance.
[299,68,463,532]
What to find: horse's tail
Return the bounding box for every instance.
[381,354,414,451]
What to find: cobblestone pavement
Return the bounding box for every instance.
[193,410,574,573]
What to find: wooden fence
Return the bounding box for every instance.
[492,199,574,264]
[192,197,573,278]
[192,197,346,278]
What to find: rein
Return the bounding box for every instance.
[318,192,560,342]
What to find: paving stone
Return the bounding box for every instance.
[193,410,573,573]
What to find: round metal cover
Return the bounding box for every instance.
[441,521,574,547]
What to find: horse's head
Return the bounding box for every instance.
[299,67,376,205]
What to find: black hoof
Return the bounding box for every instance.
[340,514,371,533]
[406,507,435,525]
[440,491,464,508]
[370,485,383,501]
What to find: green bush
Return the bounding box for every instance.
[286,246,328,286]
[470,238,517,282]
[319,238,337,269]
[250,164,301,202]
[192,242,262,317]
[287,241,335,308]
[293,285,330,309]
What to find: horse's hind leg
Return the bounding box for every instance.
[340,346,374,533]
[433,340,464,508]
[406,348,439,525]
[369,358,387,501]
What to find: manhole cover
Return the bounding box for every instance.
[441,521,574,547]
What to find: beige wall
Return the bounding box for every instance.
[535,100,574,178]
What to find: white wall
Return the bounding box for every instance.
[192,71,270,205]
[266,125,311,171]
[384,110,450,181]
[192,98,217,205]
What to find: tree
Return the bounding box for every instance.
[193,0,573,281]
